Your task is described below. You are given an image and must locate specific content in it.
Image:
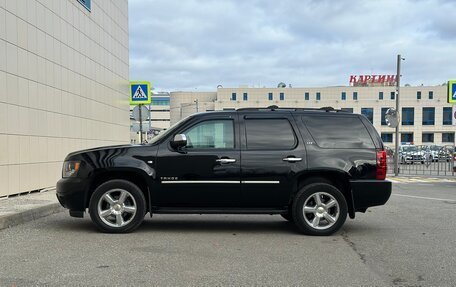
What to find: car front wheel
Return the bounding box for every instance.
[292,183,347,236]
[89,179,146,233]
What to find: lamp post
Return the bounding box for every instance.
[394,54,405,176]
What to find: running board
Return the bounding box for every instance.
[151,207,288,215]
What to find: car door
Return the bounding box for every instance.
[154,114,241,207]
[239,112,307,208]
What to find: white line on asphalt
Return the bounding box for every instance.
[393,194,456,202]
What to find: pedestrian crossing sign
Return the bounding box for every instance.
[130,81,151,105]
[448,80,456,104]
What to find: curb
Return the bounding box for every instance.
[0,202,64,231]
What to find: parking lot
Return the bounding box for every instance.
[0,180,455,287]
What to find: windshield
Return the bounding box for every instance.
[148,115,194,145]
[403,146,418,152]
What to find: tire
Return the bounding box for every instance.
[89,179,146,233]
[292,183,347,236]
[281,212,294,222]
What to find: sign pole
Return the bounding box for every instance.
[394,55,403,176]
[139,104,143,143]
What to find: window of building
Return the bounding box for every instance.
[417,91,421,100]
[231,93,236,101]
[390,91,395,100]
[381,133,393,143]
[379,92,383,100]
[184,120,234,149]
[381,107,389,125]
[245,119,296,150]
[151,97,170,106]
[305,92,309,101]
[442,132,455,143]
[341,92,346,100]
[77,0,91,11]
[302,115,375,149]
[280,92,285,101]
[422,133,434,143]
[316,92,321,101]
[402,108,414,125]
[429,91,433,99]
[268,92,273,101]
[361,108,374,123]
[353,92,358,100]
[341,108,353,113]
[401,133,414,144]
[243,92,248,101]
[422,107,435,125]
[443,107,452,125]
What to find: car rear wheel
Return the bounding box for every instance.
[292,183,347,236]
[89,179,146,233]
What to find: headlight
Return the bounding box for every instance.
[62,161,81,178]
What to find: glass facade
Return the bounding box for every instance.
[422,107,435,125]
[401,133,414,143]
[443,107,452,125]
[422,133,434,143]
[361,108,374,123]
[151,97,170,106]
[402,108,414,125]
[381,133,393,142]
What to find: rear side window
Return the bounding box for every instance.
[245,119,296,150]
[302,115,375,149]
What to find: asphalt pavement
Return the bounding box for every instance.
[0,181,455,286]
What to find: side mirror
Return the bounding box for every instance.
[171,134,187,149]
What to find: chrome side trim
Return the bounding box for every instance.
[241,181,280,184]
[161,180,241,184]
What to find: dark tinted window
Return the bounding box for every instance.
[245,119,296,150]
[443,107,452,125]
[381,107,388,125]
[302,116,375,149]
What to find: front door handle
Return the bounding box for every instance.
[283,157,302,162]
[216,158,236,164]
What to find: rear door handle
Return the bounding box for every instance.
[283,157,302,162]
[216,158,236,164]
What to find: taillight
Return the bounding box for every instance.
[376,150,387,180]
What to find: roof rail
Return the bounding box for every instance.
[236,106,350,113]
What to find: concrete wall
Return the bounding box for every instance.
[0,0,130,197]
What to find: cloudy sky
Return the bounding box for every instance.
[128,0,456,91]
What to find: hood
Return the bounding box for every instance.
[65,144,138,160]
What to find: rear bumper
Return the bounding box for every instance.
[350,180,392,210]
[56,177,88,212]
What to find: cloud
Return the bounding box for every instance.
[129,0,456,91]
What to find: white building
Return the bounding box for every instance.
[170,85,455,147]
[0,0,130,197]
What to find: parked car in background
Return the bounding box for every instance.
[399,145,425,164]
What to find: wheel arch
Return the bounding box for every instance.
[86,168,152,212]
[293,170,355,219]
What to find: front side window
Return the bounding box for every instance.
[245,119,296,150]
[184,120,234,149]
[422,107,435,125]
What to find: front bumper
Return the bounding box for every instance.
[350,180,392,210]
[56,177,88,212]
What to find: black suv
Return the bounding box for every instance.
[57,107,391,235]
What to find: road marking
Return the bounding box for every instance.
[388,177,456,183]
[393,194,456,202]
